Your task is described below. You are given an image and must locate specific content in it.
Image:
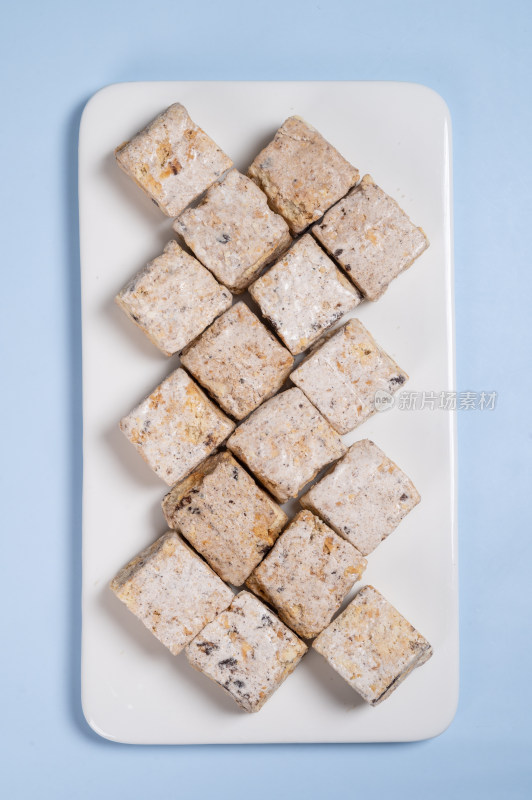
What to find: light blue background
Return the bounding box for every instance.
[1,1,530,797]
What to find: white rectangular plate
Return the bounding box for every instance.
[80,81,457,744]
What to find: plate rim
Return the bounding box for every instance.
[79,79,458,745]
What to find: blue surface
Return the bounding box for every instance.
[1,0,531,797]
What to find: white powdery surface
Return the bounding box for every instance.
[290,318,408,434]
[174,169,291,292]
[246,510,367,639]
[110,531,234,655]
[120,368,235,486]
[301,439,420,556]
[116,103,233,217]
[312,174,429,301]
[186,591,307,712]
[181,302,293,420]
[116,240,232,356]
[227,387,346,502]
[313,586,432,705]
[249,234,361,356]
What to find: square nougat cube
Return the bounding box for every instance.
[249,234,361,356]
[180,302,294,420]
[300,439,421,556]
[312,174,429,301]
[247,116,359,234]
[162,451,287,586]
[120,368,235,486]
[115,240,232,356]
[186,591,307,712]
[290,318,408,434]
[115,103,233,217]
[173,169,291,292]
[313,586,432,705]
[227,387,346,503]
[110,531,234,655]
[246,510,367,639]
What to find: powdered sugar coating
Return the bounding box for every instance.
[246,510,367,639]
[290,318,408,434]
[313,586,432,705]
[115,240,232,356]
[181,303,293,420]
[110,531,234,655]
[249,235,361,356]
[227,388,346,502]
[115,103,233,217]
[312,174,429,301]
[186,591,307,712]
[247,116,359,234]
[162,451,287,586]
[173,169,291,292]
[120,368,235,486]
[300,439,421,556]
